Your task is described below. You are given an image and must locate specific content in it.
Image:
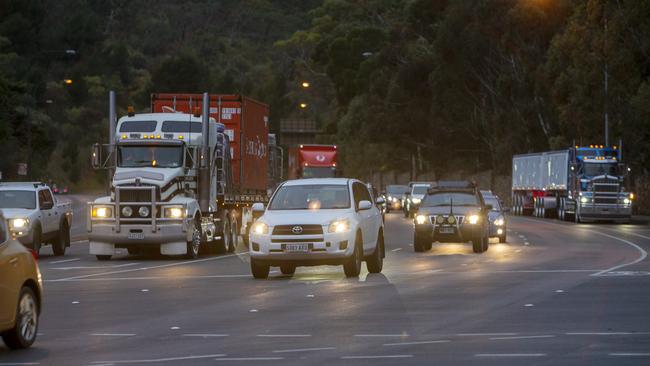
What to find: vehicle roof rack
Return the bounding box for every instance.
[0,181,46,188]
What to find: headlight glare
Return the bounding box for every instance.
[415,215,427,225]
[164,206,185,219]
[412,198,421,204]
[467,214,479,224]
[253,222,268,235]
[494,216,505,226]
[10,218,29,229]
[328,219,350,233]
[623,198,631,205]
[92,206,112,218]
[580,197,588,204]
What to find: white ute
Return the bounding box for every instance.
[0,182,72,255]
[249,178,385,278]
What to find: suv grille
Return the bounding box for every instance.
[272,225,323,235]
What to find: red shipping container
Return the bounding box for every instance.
[151,93,269,192]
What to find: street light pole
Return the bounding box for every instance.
[603,6,609,146]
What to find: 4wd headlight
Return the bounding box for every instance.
[494,216,505,226]
[328,219,350,233]
[467,214,480,225]
[253,222,268,235]
[415,215,428,225]
[412,198,421,204]
[92,206,113,218]
[10,218,29,230]
[436,215,445,224]
[164,206,185,219]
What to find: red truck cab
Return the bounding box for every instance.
[288,144,337,179]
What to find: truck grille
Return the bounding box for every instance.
[594,197,618,204]
[115,187,160,202]
[272,225,323,235]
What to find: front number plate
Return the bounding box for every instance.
[439,227,455,234]
[127,232,145,240]
[285,243,310,253]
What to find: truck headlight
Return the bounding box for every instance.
[415,215,428,225]
[164,206,185,219]
[253,222,268,235]
[328,219,350,233]
[623,198,631,205]
[494,216,505,226]
[121,206,133,217]
[92,206,113,218]
[138,206,150,217]
[580,197,589,204]
[629,193,635,200]
[467,214,479,225]
[10,218,29,230]
[412,198,421,204]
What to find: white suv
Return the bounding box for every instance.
[249,178,385,279]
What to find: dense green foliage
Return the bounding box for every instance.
[1,0,649,186]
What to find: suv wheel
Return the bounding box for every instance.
[280,264,296,275]
[366,231,384,273]
[251,258,270,279]
[53,222,69,256]
[2,287,39,349]
[414,234,428,252]
[343,235,362,277]
[472,237,483,253]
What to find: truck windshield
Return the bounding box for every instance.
[583,163,618,177]
[422,192,477,207]
[118,145,183,168]
[0,190,36,209]
[303,167,336,178]
[269,185,350,210]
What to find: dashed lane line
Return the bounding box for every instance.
[354,334,410,337]
[391,248,403,252]
[90,333,136,337]
[457,333,518,337]
[48,258,80,264]
[383,340,450,346]
[490,335,555,340]
[52,263,140,270]
[341,355,413,360]
[181,334,229,337]
[272,347,336,353]
[214,358,283,361]
[609,353,650,357]
[256,334,312,338]
[90,354,226,364]
[475,353,546,357]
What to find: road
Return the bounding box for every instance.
[2,195,650,365]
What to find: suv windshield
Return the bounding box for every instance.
[118,145,183,168]
[0,190,36,209]
[269,184,350,210]
[412,185,429,195]
[422,192,478,207]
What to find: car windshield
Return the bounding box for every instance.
[0,190,36,209]
[582,162,618,177]
[386,185,408,195]
[422,192,478,207]
[412,185,429,195]
[484,197,501,211]
[269,184,350,210]
[118,145,183,168]
[302,167,336,178]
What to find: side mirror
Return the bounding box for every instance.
[375,197,385,205]
[252,202,265,221]
[91,143,101,169]
[358,200,372,211]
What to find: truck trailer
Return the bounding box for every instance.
[88,92,269,260]
[287,144,337,179]
[511,144,633,223]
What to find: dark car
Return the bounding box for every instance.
[413,181,490,253]
[383,185,408,213]
[482,193,507,243]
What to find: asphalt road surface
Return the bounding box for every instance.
[2,195,650,365]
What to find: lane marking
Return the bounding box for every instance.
[272,347,336,353]
[214,358,283,361]
[490,335,555,340]
[609,353,650,357]
[52,263,140,270]
[91,354,226,363]
[90,333,136,337]
[354,334,409,337]
[49,258,80,264]
[47,253,245,282]
[0,363,41,365]
[341,355,413,360]
[591,231,647,276]
[256,334,311,338]
[457,333,517,336]
[45,274,252,282]
[182,334,229,337]
[383,340,450,346]
[476,353,546,357]
[391,248,402,252]
[566,332,650,336]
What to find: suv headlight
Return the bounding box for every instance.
[412,198,421,204]
[494,216,505,226]
[91,206,113,218]
[164,206,185,219]
[467,214,480,224]
[9,218,30,230]
[253,222,268,235]
[328,219,350,233]
[415,214,428,225]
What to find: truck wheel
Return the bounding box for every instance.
[229,214,238,253]
[482,234,489,251]
[31,225,42,255]
[251,258,270,279]
[499,233,507,243]
[1,286,39,349]
[366,231,384,273]
[186,219,201,259]
[216,215,231,254]
[343,234,362,278]
[280,264,296,275]
[96,255,111,261]
[52,223,69,256]
[242,224,250,249]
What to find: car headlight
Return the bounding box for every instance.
[623,198,631,205]
[629,193,635,200]
[328,219,350,233]
[412,198,421,204]
[494,216,505,226]
[10,218,30,230]
[164,206,185,219]
[415,215,428,225]
[447,215,456,224]
[92,206,113,218]
[253,222,268,235]
[436,215,445,224]
[467,214,480,224]
[580,196,589,204]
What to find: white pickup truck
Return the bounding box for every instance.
[0,182,73,255]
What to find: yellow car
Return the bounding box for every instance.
[0,212,42,349]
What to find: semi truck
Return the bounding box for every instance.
[287,144,337,179]
[511,144,633,223]
[88,92,269,260]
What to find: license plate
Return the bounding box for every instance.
[127,232,145,240]
[285,243,310,253]
[439,227,455,234]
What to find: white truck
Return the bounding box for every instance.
[88,92,268,260]
[0,182,72,255]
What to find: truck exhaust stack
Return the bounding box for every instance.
[199,92,210,213]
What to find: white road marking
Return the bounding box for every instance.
[591,231,647,276]
[609,353,650,357]
[476,353,546,357]
[170,327,180,330]
[90,333,135,337]
[524,303,534,307]
[341,355,413,359]
[457,333,518,336]
[383,340,450,346]
[182,334,229,337]
[49,258,80,264]
[524,242,530,246]
[45,274,251,282]
[72,301,80,304]
[140,289,149,292]
[306,294,315,298]
[48,253,245,282]
[249,309,258,313]
[566,332,650,336]
[0,363,41,365]
[214,357,283,361]
[490,335,555,340]
[354,334,409,337]
[52,263,140,270]
[256,334,311,338]
[272,347,335,353]
[555,289,564,293]
[391,248,402,252]
[90,354,226,363]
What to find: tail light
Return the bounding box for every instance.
[29,248,39,261]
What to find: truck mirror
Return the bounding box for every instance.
[485,204,493,211]
[91,143,101,169]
